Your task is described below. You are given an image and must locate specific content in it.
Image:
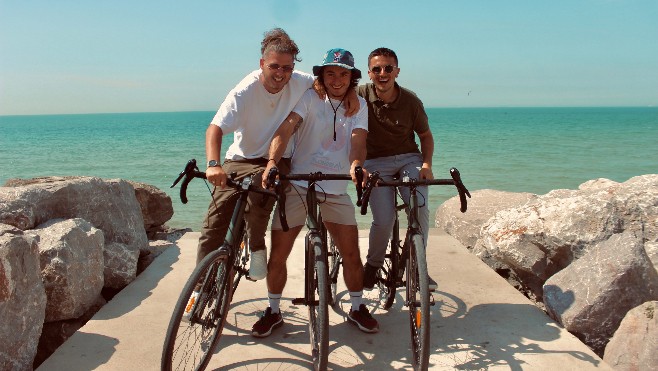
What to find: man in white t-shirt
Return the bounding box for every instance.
[251,48,379,337]
[185,30,360,320]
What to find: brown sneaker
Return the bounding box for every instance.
[251,307,283,338]
[347,304,379,333]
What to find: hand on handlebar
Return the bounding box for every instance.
[350,163,369,188]
[262,162,279,189]
[419,164,434,180]
[206,165,228,189]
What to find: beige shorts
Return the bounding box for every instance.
[271,184,357,230]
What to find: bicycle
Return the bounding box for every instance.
[161,159,279,371]
[359,167,470,370]
[266,167,363,371]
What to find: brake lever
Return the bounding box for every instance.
[171,159,198,188]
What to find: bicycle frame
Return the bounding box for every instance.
[290,180,327,307]
[268,168,362,371]
[359,167,470,371]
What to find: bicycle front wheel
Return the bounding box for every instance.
[162,249,234,371]
[380,239,400,310]
[407,234,430,370]
[307,235,329,371]
[328,236,341,306]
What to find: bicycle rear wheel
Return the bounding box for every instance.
[307,235,329,371]
[162,249,234,371]
[407,234,430,370]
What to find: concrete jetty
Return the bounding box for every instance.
[38,229,612,370]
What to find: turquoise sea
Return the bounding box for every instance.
[1,107,657,231]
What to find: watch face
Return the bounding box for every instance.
[208,160,218,167]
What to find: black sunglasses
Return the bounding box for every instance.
[370,65,396,74]
[267,63,294,73]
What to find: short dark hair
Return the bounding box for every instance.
[261,28,302,62]
[368,47,398,66]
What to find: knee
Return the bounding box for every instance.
[340,248,363,268]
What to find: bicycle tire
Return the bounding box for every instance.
[328,236,340,307]
[307,235,329,371]
[407,234,430,370]
[230,233,249,299]
[162,249,234,371]
[380,239,399,310]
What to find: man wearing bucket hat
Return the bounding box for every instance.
[251,48,379,337]
[357,47,438,292]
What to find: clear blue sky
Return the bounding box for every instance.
[1,0,657,115]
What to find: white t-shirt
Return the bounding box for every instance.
[290,89,368,195]
[210,69,315,160]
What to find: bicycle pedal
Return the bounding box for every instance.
[292,298,305,305]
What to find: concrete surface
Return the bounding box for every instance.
[38,229,612,370]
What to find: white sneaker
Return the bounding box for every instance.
[249,249,268,280]
[182,291,200,322]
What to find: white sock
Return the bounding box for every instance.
[349,291,363,312]
[268,292,282,313]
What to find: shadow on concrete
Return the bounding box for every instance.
[46,332,119,370]
[93,245,180,320]
[433,302,602,370]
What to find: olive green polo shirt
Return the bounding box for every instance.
[357,83,430,160]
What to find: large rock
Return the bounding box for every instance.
[127,180,174,236]
[26,218,104,322]
[603,301,658,370]
[474,175,658,300]
[0,224,47,371]
[543,232,658,356]
[436,189,537,249]
[0,176,148,288]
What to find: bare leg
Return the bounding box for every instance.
[324,222,363,292]
[267,226,303,295]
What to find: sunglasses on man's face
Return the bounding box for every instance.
[370,65,396,74]
[267,63,294,73]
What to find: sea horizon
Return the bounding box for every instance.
[2,104,657,118]
[2,106,657,231]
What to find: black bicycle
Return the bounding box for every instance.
[161,159,279,371]
[359,167,470,371]
[267,167,362,371]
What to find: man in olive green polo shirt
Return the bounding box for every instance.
[357,47,437,291]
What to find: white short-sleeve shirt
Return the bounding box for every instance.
[210,70,315,160]
[290,89,368,195]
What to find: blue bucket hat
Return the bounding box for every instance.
[312,48,362,80]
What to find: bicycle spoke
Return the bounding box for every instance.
[162,251,234,371]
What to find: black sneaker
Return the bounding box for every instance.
[251,307,283,338]
[428,275,438,292]
[347,304,379,333]
[363,263,378,291]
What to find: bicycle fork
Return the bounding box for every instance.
[293,231,324,306]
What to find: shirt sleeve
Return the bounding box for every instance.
[292,89,313,121]
[353,97,369,132]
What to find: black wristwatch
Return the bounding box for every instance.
[207,160,220,167]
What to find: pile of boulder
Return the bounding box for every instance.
[0,176,184,370]
[436,174,658,369]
